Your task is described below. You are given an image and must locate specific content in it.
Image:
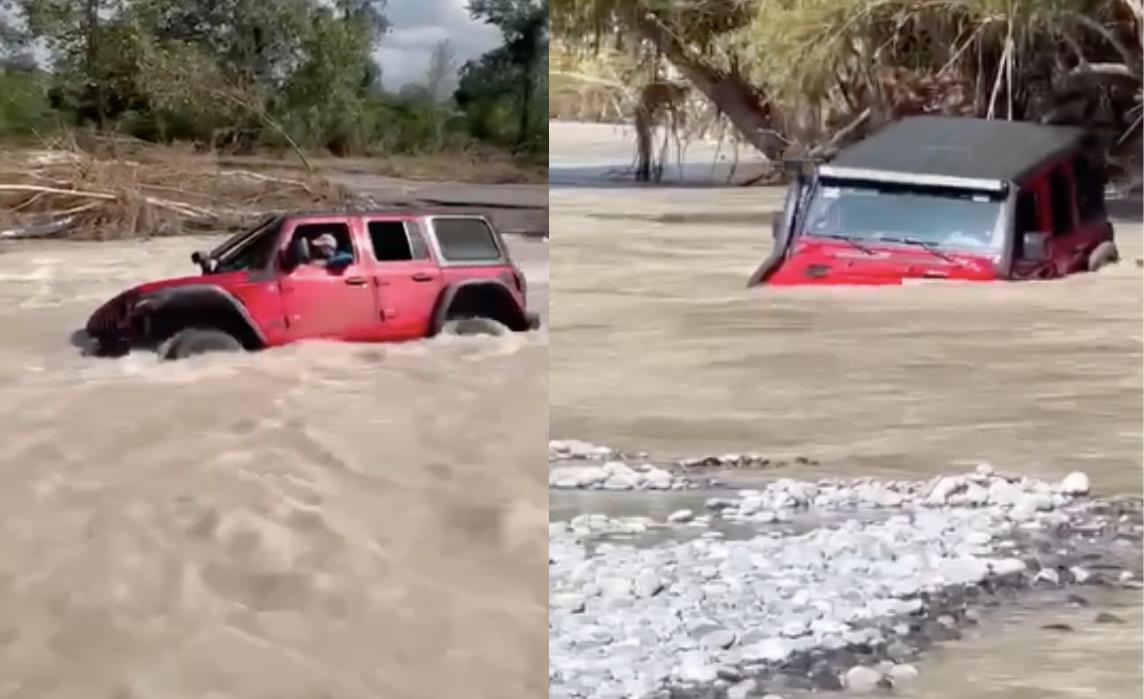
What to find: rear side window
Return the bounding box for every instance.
[432,218,503,263]
[1072,155,1105,222]
[1047,168,1074,235]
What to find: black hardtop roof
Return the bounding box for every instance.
[829,116,1088,183]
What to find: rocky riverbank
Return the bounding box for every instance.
[548,462,1142,699]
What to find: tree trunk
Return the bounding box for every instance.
[518,65,533,147]
[633,13,786,159]
[85,0,104,130]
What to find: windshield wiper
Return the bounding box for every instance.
[818,234,875,255]
[875,235,957,263]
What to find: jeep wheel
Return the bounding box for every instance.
[1088,241,1120,272]
[161,328,243,360]
[441,317,510,337]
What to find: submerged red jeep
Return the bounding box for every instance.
[748,116,1119,287]
[80,211,539,359]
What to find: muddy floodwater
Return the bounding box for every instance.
[0,235,548,699]
[549,122,1142,697]
[549,185,1143,494]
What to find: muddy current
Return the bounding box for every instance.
[0,235,548,698]
[549,122,1143,697]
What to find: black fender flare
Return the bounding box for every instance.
[431,279,531,334]
[138,284,267,349]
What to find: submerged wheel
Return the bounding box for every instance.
[440,316,510,337]
[1088,241,1120,272]
[160,327,243,360]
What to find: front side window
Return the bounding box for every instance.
[290,223,356,268]
[802,180,1005,252]
[212,218,282,273]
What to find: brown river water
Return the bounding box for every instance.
[0,235,548,699]
[549,122,1142,698]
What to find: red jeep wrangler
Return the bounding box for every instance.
[80,211,540,359]
[748,116,1119,287]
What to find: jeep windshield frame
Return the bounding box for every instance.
[799,176,1008,256]
[208,216,284,274]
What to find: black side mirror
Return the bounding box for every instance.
[191,250,215,274]
[1022,231,1051,262]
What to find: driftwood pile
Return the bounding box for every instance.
[0,145,373,241]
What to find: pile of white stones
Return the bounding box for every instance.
[550,460,698,491]
[705,464,1092,523]
[550,439,619,462]
[549,468,1136,699]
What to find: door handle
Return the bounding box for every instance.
[344,277,368,286]
[411,273,434,282]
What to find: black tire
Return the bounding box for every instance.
[440,317,510,337]
[160,327,243,360]
[1088,241,1119,272]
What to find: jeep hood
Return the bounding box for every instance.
[754,239,999,286]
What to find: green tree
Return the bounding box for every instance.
[468,0,547,147]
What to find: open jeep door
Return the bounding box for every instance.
[747,164,814,287]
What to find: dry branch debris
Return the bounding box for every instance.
[0,145,374,241]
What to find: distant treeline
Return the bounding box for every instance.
[0,0,548,157]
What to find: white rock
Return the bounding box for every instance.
[643,467,674,489]
[988,480,1024,507]
[888,663,919,685]
[599,577,633,599]
[700,629,737,650]
[1034,568,1060,585]
[602,474,640,490]
[988,558,1027,578]
[1059,471,1091,496]
[740,638,792,663]
[677,653,718,683]
[845,665,883,693]
[727,679,757,699]
[668,509,695,524]
[602,460,632,475]
[926,476,965,505]
[1070,566,1092,583]
[780,619,809,637]
[551,593,587,612]
[633,569,664,598]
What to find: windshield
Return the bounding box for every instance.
[801,179,1005,252]
[211,218,282,274]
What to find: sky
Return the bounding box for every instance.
[375,0,503,92]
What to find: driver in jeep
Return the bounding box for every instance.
[308,232,353,269]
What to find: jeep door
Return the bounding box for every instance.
[277,219,380,341]
[363,218,443,340]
